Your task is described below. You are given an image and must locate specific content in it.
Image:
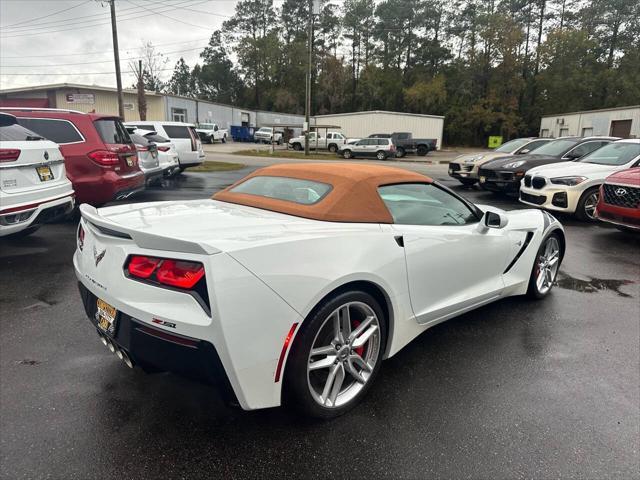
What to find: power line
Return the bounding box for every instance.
[123,0,230,30]
[0,68,178,76]
[0,37,211,59]
[0,0,93,29]
[0,0,212,37]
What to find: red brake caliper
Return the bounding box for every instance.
[352,319,365,357]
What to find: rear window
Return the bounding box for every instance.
[129,133,150,146]
[142,133,169,143]
[0,123,44,141]
[16,118,83,144]
[163,125,191,139]
[94,119,131,144]
[230,176,332,205]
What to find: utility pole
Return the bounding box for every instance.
[109,0,124,119]
[304,0,313,156]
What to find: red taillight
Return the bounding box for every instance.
[155,260,205,289]
[0,149,21,162]
[157,146,170,152]
[77,224,85,251]
[126,255,204,289]
[88,149,119,166]
[135,144,149,152]
[128,255,161,279]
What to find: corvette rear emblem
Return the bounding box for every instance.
[615,188,627,196]
[93,245,106,267]
[43,151,49,161]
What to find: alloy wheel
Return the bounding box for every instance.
[307,302,381,408]
[535,236,560,295]
[583,191,599,220]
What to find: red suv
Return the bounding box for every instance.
[595,167,640,232]
[0,108,144,206]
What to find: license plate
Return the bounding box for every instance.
[480,176,486,183]
[96,298,117,335]
[36,165,53,182]
[126,157,135,167]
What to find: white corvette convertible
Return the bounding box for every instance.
[74,163,565,417]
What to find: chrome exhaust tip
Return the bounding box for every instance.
[120,350,134,369]
[106,337,116,353]
[97,330,108,346]
[115,348,124,361]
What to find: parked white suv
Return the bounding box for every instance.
[288,131,349,152]
[338,137,396,160]
[254,127,283,144]
[0,113,74,237]
[125,121,204,172]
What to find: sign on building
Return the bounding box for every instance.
[65,93,95,104]
[123,103,135,110]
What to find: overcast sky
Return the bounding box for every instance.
[0,0,252,90]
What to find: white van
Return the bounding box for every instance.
[124,121,204,171]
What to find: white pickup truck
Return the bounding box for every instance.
[195,123,228,143]
[288,131,350,153]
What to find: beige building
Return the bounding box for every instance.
[539,105,640,138]
[314,110,445,149]
[0,83,164,122]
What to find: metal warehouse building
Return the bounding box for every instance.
[0,84,305,128]
[539,105,639,138]
[314,111,445,150]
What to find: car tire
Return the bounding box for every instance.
[328,144,337,153]
[222,135,227,143]
[417,146,428,156]
[284,289,387,419]
[459,178,477,186]
[292,143,302,151]
[575,186,600,222]
[376,151,387,160]
[342,150,352,159]
[527,232,562,299]
[395,147,406,158]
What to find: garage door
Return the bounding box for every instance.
[609,119,632,138]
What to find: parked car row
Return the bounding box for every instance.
[0,108,205,238]
[449,136,640,230]
[287,131,438,158]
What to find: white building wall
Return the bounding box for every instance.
[540,106,640,138]
[314,111,444,149]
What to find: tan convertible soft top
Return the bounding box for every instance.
[212,163,433,223]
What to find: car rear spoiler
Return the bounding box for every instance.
[79,204,220,255]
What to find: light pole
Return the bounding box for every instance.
[109,0,124,119]
[304,0,314,156]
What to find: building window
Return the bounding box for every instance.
[171,108,187,123]
[582,127,593,136]
[540,129,549,138]
[559,128,569,136]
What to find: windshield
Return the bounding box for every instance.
[257,128,271,133]
[579,142,640,166]
[199,124,214,130]
[495,138,530,153]
[529,139,578,156]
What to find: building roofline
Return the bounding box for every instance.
[314,110,445,120]
[541,105,640,118]
[162,92,304,118]
[0,83,161,96]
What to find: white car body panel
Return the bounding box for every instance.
[0,136,74,236]
[520,140,640,214]
[73,196,562,410]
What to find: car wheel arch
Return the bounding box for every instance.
[281,279,394,386]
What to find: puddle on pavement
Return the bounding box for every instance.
[555,272,635,298]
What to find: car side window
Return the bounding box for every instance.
[378,183,479,226]
[522,140,548,152]
[377,139,387,146]
[16,118,83,144]
[566,142,605,158]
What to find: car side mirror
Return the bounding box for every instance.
[484,211,508,229]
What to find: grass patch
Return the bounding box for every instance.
[232,149,339,160]
[189,161,245,172]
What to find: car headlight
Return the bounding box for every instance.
[502,160,526,169]
[550,176,587,186]
[464,154,484,163]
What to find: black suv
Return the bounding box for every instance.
[478,136,619,193]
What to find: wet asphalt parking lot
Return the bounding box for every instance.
[1,152,639,479]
